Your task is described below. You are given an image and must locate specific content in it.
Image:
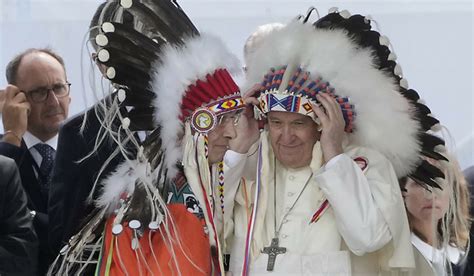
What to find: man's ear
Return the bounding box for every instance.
[316,123,322,132]
[258,117,267,130]
[312,120,322,138]
[401,187,408,198]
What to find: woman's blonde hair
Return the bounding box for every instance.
[439,154,471,250]
[400,153,471,251]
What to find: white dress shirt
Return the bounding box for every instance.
[411,233,463,276]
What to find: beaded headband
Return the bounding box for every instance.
[255,65,355,132]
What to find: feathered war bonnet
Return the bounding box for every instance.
[150,33,245,180]
[245,8,446,181]
[311,8,448,187]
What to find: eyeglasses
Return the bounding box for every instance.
[218,110,243,126]
[25,82,71,103]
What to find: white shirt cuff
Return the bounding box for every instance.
[324,153,344,168]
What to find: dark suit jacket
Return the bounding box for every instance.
[0,138,49,275]
[48,105,126,258]
[0,155,38,275]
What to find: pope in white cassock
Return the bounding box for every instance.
[220,9,435,276]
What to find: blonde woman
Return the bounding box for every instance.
[400,155,471,275]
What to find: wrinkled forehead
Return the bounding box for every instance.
[268,110,313,122]
[218,109,242,118]
[16,53,67,90]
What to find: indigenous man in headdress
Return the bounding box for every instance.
[49,1,247,275]
[224,8,448,275]
[89,33,246,275]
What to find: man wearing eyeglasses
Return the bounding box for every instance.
[0,48,71,275]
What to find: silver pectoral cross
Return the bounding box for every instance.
[262,237,286,271]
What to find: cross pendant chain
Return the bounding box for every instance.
[262,238,286,271]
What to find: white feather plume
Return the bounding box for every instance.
[244,22,421,177]
[150,33,242,179]
[96,159,150,210]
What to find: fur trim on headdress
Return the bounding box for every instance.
[151,33,242,179]
[96,159,150,211]
[245,22,420,177]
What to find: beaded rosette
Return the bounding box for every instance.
[191,94,245,134]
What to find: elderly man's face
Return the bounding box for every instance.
[16,52,71,141]
[268,111,320,169]
[207,111,239,164]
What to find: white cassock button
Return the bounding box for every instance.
[282,219,289,224]
[287,192,294,197]
[285,207,291,212]
[289,175,295,180]
[281,234,288,239]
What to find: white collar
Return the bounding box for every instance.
[23,131,58,150]
[411,233,462,264]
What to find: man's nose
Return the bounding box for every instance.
[279,125,294,143]
[45,90,60,106]
[222,120,237,139]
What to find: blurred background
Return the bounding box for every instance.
[0,0,472,168]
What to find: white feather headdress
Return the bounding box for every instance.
[150,33,244,179]
[245,21,420,178]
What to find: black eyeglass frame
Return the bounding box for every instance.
[23,82,71,103]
